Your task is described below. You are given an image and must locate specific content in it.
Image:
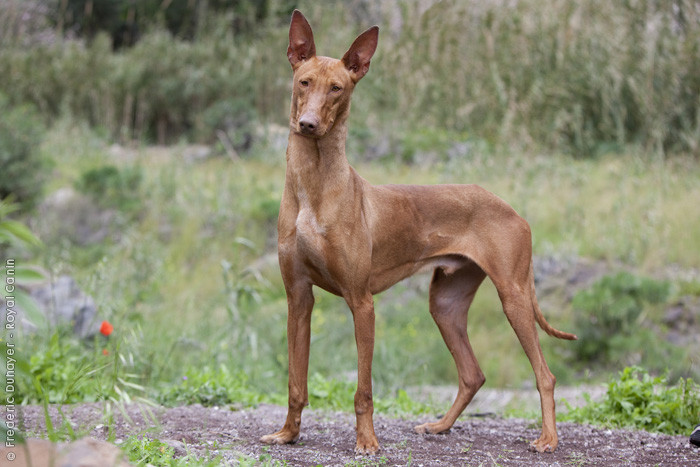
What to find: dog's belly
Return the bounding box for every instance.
[294,206,477,296]
[368,254,470,294]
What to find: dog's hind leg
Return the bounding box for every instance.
[415,261,487,434]
[499,288,558,452]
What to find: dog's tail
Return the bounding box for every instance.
[529,259,578,340]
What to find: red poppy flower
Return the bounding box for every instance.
[100,320,114,336]
[102,349,109,356]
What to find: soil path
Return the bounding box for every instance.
[9,403,700,466]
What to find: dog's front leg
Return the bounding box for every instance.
[261,281,314,445]
[347,293,379,454]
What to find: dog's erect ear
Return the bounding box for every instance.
[288,10,316,69]
[342,26,379,82]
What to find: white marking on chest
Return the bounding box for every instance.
[296,207,326,236]
[295,185,326,237]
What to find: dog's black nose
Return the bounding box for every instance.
[299,114,319,133]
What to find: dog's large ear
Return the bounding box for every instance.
[342,26,379,82]
[288,10,316,69]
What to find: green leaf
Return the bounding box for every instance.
[14,288,46,328]
[0,219,42,247]
[13,265,45,285]
[619,400,633,413]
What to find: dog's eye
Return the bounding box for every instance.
[331,85,342,92]
[300,80,309,87]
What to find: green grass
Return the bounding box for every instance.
[120,435,230,466]
[562,366,700,435]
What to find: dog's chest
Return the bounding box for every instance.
[296,207,326,238]
[295,207,330,264]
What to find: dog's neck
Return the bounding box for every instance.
[285,110,354,210]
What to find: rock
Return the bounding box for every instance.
[1,437,133,467]
[3,275,100,338]
[163,438,187,456]
[664,297,700,327]
[664,303,687,325]
[181,144,213,164]
[663,296,700,346]
[30,187,118,246]
[532,255,615,302]
[108,143,138,162]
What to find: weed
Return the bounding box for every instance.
[8,328,144,405]
[679,280,700,297]
[0,199,45,326]
[121,436,177,465]
[237,449,290,466]
[156,365,282,408]
[346,455,388,466]
[565,451,588,467]
[15,140,700,405]
[562,366,700,435]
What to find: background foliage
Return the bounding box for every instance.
[1,0,698,155]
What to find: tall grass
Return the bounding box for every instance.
[363,0,700,156]
[1,0,698,154]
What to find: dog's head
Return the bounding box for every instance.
[287,10,378,138]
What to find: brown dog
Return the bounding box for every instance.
[260,10,577,455]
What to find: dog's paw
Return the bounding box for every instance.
[414,421,450,435]
[528,435,557,453]
[260,429,299,445]
[354,443,379,455]
[354,434,379,455]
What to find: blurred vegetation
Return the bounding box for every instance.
[569,272,683,376]
[75,164,144,214]
[0,94,48,210]
[0,0,698,155]
[2,2,700,448]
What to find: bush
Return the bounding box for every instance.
[75,164,143,214]
[563,366,700,435]
[0,95,47,210]
[0,24,273,144]
[571,272,671,366]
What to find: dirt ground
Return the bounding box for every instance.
[8,402,700,466]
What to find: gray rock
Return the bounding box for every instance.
[31,187,118,246]
[3,275,100,338]
[182,144,213,164]
[2,437,133,467]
